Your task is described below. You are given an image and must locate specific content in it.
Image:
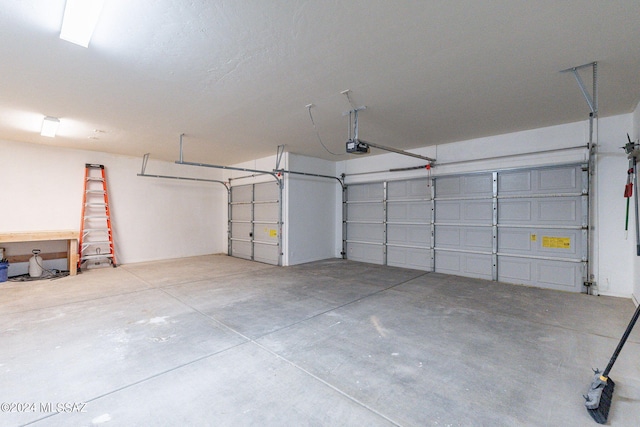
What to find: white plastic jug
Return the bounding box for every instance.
[29,249,43,278]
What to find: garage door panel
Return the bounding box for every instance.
[435,252,492,280]
[231,204,252,221]
[465,228,493,249]
[348,183,383,201]
[254,203,279,222]
[499,228,581,257]
[436,200,492,223]
[387,247,431,270]
[538,199,578,223]
[231,186,252,202]
[387,224,430,246]
[347,223,384,242]
[387,179,430,199]
[435,201,461,221]
[499,166,580,195]
[536,261,582,290]
[231,241,252,260]
[254,243,279,265]
[387,202,429,222]
[498,257,532,282]
[498,201,531,222]
[538,167,577,192]
[499,256,582,291]
[435,177,461,196]
[464,175,493,195]
[499,198,581,226]
[347,242,384,264]
[231,222,251,239]
[436,174,492,197]
[436,226,492,250]
[436,226,461,246]
[435,251,460,273]
[254,182,279,201]
[499,171,531,193]
[254,225,278,243]
[464,201,493,222]
[465,254,493,278]
[348,203,384,221]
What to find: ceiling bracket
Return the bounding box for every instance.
[561,62,598,148]
[561,62,598,116]
[179,133,186,163]
[275,144,285,171]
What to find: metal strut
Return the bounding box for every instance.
[174,134,345,188]
[560,62,598,145]
[138,153,230,190]
[561,62,599,293]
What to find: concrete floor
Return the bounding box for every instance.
[1,255,639,426]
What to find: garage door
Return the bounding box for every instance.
[229,181,281,265]
[496,166,587,291]
[345,178,432,270]
[344,164,588,291]
[345,182,385,265]
[434,173,495,280]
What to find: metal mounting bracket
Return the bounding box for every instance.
[275,145,285,170]
[561,62,598,116]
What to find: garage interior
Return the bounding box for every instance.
[1,1,640,426]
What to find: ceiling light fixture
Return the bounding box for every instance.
[41,116,60,137]
[59,0,105,47]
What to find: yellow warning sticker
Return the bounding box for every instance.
[542,236,571,249]
[530,234,537,242]
[269,229,278,237]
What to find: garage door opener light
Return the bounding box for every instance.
[41,116,60,137]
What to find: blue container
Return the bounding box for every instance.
[0,262,8,282]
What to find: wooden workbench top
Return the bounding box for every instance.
[0,231,79,242]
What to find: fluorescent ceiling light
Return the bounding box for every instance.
[41,116,60,137]
[60,0,105,47]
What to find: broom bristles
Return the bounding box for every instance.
[586,377,615,424]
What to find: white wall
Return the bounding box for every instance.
[284,154,338,265]
[336,115,636,298]
[0,140,228,275]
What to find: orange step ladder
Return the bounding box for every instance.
[78,164,117,271]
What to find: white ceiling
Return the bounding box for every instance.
[1,1,639,165]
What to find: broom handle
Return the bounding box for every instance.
[602,301,640,377]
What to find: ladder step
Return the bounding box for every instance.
[84,215,109,219]
[85,203,107,206]
[82,241,112,246]
[86,190,106,194]
[82,228,111,232]
[86,177,105,181]
[81,254,114,260]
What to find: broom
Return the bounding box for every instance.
[584,296,640,423]
[585,135,640,423]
